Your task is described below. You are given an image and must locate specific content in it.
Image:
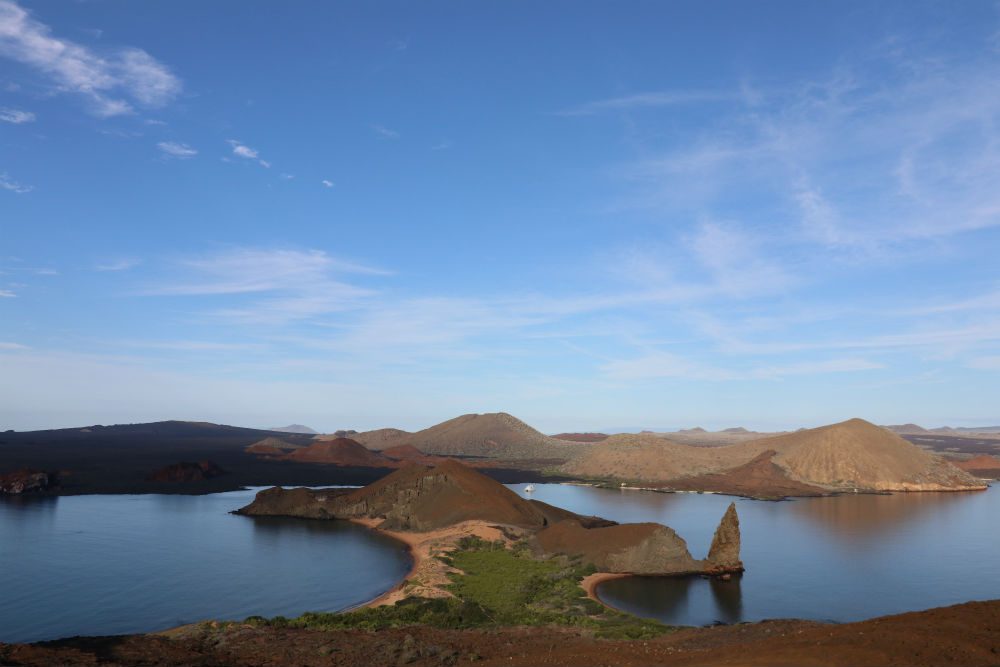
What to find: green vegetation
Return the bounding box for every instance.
[245,535,670,640]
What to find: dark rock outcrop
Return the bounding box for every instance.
[706,502,743,573]
[0,469,53,494]
[146,461,226,483]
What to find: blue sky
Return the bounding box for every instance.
[2,0,999,432]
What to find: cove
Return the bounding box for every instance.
[0,488,411,643]
[507,482,1000,626]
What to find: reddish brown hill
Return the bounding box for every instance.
[953,454,1000,478]
[551,432,609,442]
[284,438,392,467]
[399,412,590,460]
[245,437,299,455]
[382,444,430,460]
[340,428,412,450]
[334,459,548,530]
[665,451,826,499]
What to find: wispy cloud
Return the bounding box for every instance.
[321,179,333,188]
[96,258,141,272]
[602,352,884,381]
[371,123,399,139]
[0,106,33,123]
[156,141,197,159]
[0,0,181,116]
[227,139,270,167]
[614,47,1000,253]
[0,173,31,193]
[147,248,390,324]
[558,90,736,116]
[0,289,15,297]
[0,341,26,349]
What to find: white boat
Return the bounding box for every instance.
[523,484,535,493]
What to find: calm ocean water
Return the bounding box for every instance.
[0,488,410,643]
[3,482,996,642]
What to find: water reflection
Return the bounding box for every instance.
[600,575,743,626]
[789,489,982,543]
[0,494,58,531]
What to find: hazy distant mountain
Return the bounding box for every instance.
[269,424,318,435]
[885,423,929,435]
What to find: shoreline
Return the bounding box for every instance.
[580,572,629,610]
[348,518,514,609]
[347,518,422,609]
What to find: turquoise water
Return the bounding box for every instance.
[508,483,999,626]
[0,488,411,643]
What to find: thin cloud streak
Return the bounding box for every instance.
[0,0,181,116]
[156,141,197,159]
[0,173,31,193]
[558,90,736,116]
[0,106,33,123]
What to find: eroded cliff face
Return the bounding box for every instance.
[535,520,702,575]
[706,502,743,573]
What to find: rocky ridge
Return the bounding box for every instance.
[236,460,741,578]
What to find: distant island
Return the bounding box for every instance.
[0,413,993,499]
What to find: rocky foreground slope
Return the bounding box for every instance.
[563,418,985,496]
[237,459,741,577]
[5,599,999,667]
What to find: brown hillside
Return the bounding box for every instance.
[334,459,548,531]
[535,520,701,574]
[757,418,984,491]
[382,444,429,460]
[551,432,609,442]
[563,419,985,494]
[665,450,826,498]
[345,428,412,450]
[284,438,392,467]
[953,454,1000,478]
[398,412,590,460]
[561,433,760,482]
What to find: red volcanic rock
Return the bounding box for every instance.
[0,469,53,494]
[551,433,609,443]
[147,461,226,483]
[382,444,429,460]
[953,454,1000,478]
[284,437,391,467]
